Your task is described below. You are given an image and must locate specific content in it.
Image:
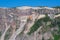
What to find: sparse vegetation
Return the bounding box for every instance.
[52,16,60,40]
[53,6,60,9]
[28,14,51,35]
[0,6,60,40]
[27,18,42,35]
[28,13,60,40]
[53,34,60,40]
[4,28,11,40]
[0,31,2,37]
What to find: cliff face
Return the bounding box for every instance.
[0,6,60,40]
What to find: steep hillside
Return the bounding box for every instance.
[0,6,60,40]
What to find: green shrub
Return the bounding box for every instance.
[28,14,51,35]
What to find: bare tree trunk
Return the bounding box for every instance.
[9,21,26,40]
[0,23,10,40]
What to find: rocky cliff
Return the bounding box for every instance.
[0,6,60,40]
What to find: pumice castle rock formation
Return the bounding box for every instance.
[0,6,60,40]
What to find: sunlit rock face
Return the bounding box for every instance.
[0,6,60,40]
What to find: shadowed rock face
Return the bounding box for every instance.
[0,7,60,40]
